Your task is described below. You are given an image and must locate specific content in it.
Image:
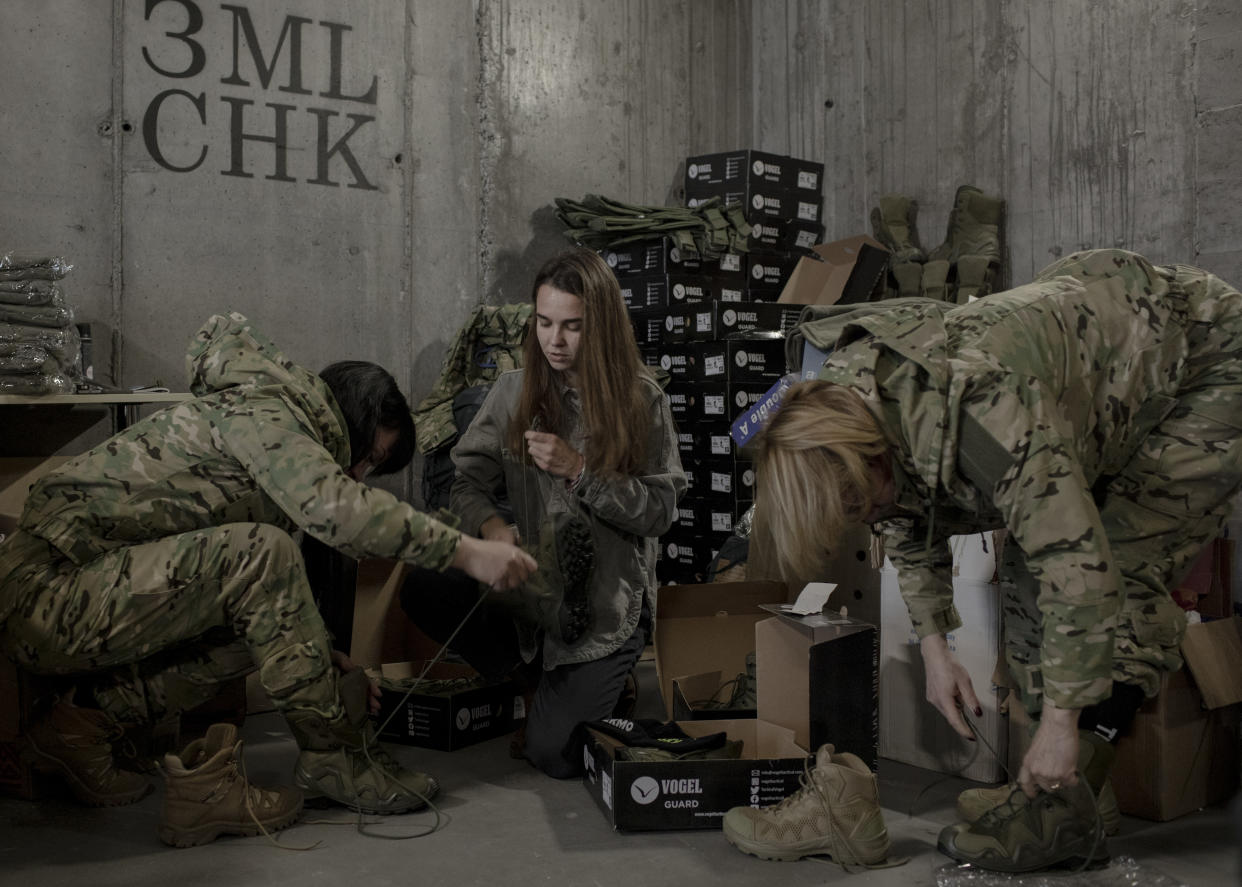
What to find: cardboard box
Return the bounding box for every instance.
[653,580,787,719]
[371,660,522,751]
[582,717,808,831]
[671,669,756,721]
[878,535,1007,783]
[756,609,879,770]
[777,235,890,306]
[1110,668,1240,821]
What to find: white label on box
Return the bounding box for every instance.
[602,770,613,810]
[711,511,733,533]
[710,435,730,455]
[711,470,731,493]
[704,354,725,376]
[797,170,819,190]
[797,201,820,222]
[794,229,818,249]
[704,394,725,415]
[719,253,741,272]
[695,311,712,332]
[720,287,743,302]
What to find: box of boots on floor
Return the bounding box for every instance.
[582,580,879,835]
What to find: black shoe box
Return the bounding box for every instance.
[688,187,822,226]
[746,251,802,290]
[685,149,823,197]
[603,237,704,277]
[683,335,787,384]
[688,456,757,502]
[747,218,824,253]
[372,661,522,752]
[638,301,802,345]
[674,425,736,460]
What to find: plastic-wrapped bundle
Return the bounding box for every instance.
[0,322,80,366]
[0,280,63,305]
[0,344,57,374]
[0,371,74,395]
[0,302,74,328]
[0,254,73,282]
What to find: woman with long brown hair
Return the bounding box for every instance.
[401,248,684,777]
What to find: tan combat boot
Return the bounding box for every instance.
[24,700,152,806]
[722,744,891,865]
[159,722,303,848]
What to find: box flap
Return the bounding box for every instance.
[1181,616,1242,708]
[348,558,410,667]
[776,235,889,306]
[654,580,785,718]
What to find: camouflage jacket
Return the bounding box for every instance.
[805,249,1234,709]
[412,303,532,455]
[19,312,461,570]
[450,369,685,668]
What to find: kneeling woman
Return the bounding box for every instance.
[402,249,685,777]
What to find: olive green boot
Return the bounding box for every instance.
[722,744,891,865]
[502,511,596,645]
[24,701,153,807]
[957,779,1120,836]
[938,731,1113,872]
[923,184,1005,303]
[870,194,925,264]
[159,722,303,848]
[288,669,439,815]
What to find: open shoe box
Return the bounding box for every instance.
[583,580,878,830]
[349,558,523,751]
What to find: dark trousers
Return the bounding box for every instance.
[400,567,649,778]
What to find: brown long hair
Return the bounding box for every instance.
[754,380,890,579]
[506,249,650,475]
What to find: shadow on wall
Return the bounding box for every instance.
[490,205,568,304]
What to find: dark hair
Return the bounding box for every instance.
[318,360,415,475]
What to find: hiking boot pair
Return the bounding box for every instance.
[938,730,1115,872]
[24,700,301,848]
[288,668,439,815]
[500,510,596,645]
[722,744,891,866]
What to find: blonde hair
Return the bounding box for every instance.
[507,249,650,475]
[755,380,890,579]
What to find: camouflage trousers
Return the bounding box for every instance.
[0,522,345,728]
[1002,253,1242,715]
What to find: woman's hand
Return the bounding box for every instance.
[451,534,537,590]
[523,430,584,480]
[1018,704,1081,797]
[920,633,982,740]
[480,515,520,546]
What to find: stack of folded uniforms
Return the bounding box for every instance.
[0,253,80,395]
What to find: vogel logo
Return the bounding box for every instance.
[455,707,471,730]
[631,776,660,805]
[605,253,618,267]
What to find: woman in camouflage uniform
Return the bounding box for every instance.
[755,249,1242,872]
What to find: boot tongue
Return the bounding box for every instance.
[814,743,836,770]
[203,722,239,756]
[339,668,372,726]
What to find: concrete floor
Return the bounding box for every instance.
[1,661,1238,887]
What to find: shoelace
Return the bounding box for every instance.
[793,756,908,873]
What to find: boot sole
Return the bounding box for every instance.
[158,805,303,848]
[554,517,594,645]
[23,740,152,807]
[294,763,435,815]
[937,825,1110,873]
[723,827,887,864]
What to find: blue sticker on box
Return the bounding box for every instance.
[730,373,798,447]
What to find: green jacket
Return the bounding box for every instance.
[19,312,461,570]
[800,249,1233,708]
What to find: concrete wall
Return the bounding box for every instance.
[753,0,1242,287]
[3,0,1239,490]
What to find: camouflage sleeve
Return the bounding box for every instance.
[215,394,462,570]
[963,395,1120,710]
[881,518,961,636]
[573,380,686,537]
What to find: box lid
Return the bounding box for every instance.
[776,234,889,306]
[1181,616,1242,708]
